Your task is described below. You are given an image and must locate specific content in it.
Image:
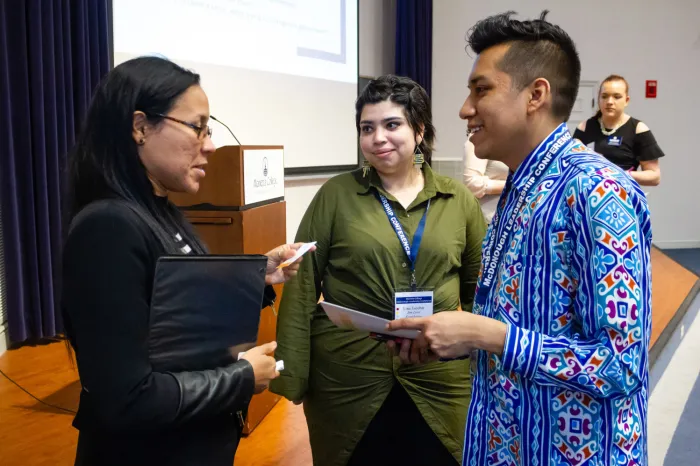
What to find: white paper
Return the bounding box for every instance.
[320,301,418,339]
[277,241,317,269]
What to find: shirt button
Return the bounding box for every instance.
[402,262,407,268]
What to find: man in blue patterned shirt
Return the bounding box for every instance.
[388,10,651,466]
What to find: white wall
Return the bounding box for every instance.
[432,0,700,248]
[359,0,396,79]
[284,0,396,243]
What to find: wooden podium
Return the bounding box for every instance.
[169,145,286,434]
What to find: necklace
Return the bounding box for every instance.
[599,117,624,136]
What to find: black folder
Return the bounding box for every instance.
[148,255,268,372]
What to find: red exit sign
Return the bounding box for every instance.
[646,80,657,98]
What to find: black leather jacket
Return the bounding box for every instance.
[73,362,256,466]
[62,200,267,465]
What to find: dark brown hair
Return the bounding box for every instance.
[595,74,630,118]
[355,75,436,165]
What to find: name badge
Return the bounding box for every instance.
[608,136,622,146]
[394,291,434,319]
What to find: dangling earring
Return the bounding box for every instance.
[413,146,425,168]
[362,159,372,178]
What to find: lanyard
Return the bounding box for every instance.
[377,193,430,291]
[475,127,572,308]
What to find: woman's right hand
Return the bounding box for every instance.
[240,341,280,393]
[386,333,437,365]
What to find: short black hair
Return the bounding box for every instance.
[355,75,436,164]
[467,10,581,122]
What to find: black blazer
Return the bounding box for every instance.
[63,199,269,465]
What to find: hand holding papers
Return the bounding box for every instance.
[320,301,419,340]
[276,241,317,269]
[265,241,317,285]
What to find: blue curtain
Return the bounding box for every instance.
[395,0,433,97]
[0,0,111,343]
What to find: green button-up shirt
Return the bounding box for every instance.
[270,165,487,465]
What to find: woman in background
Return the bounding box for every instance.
[462,137,508,222]
[573,74,664,186]
[62,56,305,465]
[270,75,486,466]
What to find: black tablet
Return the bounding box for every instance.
[148,255,268,372]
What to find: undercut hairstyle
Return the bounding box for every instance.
[466,10,581,122]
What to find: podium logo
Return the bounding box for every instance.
[253,156,278,188]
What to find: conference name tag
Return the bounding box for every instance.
[608,136,622,146]
[394,291,434,319]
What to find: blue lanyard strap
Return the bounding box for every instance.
[475,128,572,308]
[377,193,430,291]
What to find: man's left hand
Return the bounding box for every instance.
[386,311,508,362]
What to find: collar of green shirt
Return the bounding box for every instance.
[354,162,457,206]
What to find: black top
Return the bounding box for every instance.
[62,198,273,465]
[573,116,665,171]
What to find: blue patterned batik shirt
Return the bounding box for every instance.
[464,124,652,466]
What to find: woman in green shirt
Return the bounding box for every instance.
[269,75,486,465]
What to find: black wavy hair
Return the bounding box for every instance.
[355,75,436,165]
[467,10,581,122]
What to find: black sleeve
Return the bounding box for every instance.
[262,285,277,308]
[573,123,594,145]
[634,130,665,162]
[63,204,254,431]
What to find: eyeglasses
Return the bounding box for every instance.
[148,112,213,139]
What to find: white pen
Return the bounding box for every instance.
[238,351,284,372]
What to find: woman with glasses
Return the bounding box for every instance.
[62,56,306,465]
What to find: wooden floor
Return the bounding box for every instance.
[1,248,697,465]
[0,342,311,466]
[649,247,699,348]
